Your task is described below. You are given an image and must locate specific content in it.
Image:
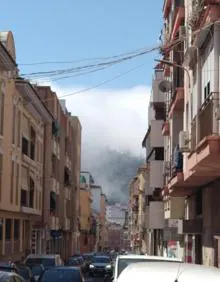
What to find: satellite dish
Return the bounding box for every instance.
[159,80,172,93]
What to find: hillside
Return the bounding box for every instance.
[81,145,144,203]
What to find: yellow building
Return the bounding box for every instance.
[0,31,51,261]
[79,175,93,253]
[100,193,107,251]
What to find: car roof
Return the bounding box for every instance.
[117,255,182,261]
[93,255,110,259]
[46,266,79,271]
[26,254,59,259]
[117,262,220,282]
[0,271,17,278]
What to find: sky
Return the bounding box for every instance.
[2,1,164,192]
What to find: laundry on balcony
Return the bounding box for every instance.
[172,145,183,174]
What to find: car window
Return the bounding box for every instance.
[26,258,55,267]
[92,257,110,263]
[40,269,80,282]
[31,266,43,276]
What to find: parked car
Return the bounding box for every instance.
[0,262,19,273]
[25,254,63,269]
[113,255,182,282]
[16,264,36,282]
[67,256,87,273]
[26,264,45,282]
[117,261,220,282]
[38,266,84,282]
[89,256,113,277]
[0,271,25,282]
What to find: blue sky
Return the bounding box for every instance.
[2,1,164,192]
[2,0,163,89]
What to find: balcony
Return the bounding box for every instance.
[163,0,172,18]
[184,93,220,188]
[150,120,164,148]
[178,218,203,234]
[171,6,185,40]
[151,73,165,105]
[149,160,163,189]
[21,206,41,215]
[146,201,165,229]
[164,197,185,219]
[168,87,184,119]
[162,121,169,136]
[191,4,220,34]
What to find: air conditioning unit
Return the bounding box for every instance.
[179,26,186,39]
[179,131,190,152]
[162,161,170,176]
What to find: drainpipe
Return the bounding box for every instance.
[213,23,220,135]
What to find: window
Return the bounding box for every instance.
[64,167,70,186]
[17,111,21,147]
[0,93,4,135]
[14,219,20,240]
[20,189,27,206]
[22,137,29,156]
[196,189,202,215]
[10,161,14,204]
[0,154,3,201]
[15,164,19,205]
[29,177,35,208]
[30,127,36,160]
[12,104,16,144]
[5,219,11,240]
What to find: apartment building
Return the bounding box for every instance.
[36,88,81,258]
[100,193,108,251]
[142,68,166,256]
[79,174,93,253]
[0,31,52,261]
[161,0,220,265]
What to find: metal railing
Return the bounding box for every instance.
[191,92,218,150]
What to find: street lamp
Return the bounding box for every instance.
[154,59,191,88]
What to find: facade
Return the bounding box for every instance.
[106,204,127,226]
[107,222,123,251]
[0,31,52,261]
[141,71,166,256]
[161,0,220,265]
[36,88,81,258]
[79,175,93,253]
[100,193,108,251]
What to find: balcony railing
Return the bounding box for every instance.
[198,94,214,142]
[191,92,217,151]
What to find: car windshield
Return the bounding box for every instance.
[40,269,80,282]
[0,267,12,273]
[92,257,110,263]
[26,258,55,267]
[18,268,29,279]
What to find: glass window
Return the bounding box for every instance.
[92,256,110,263]
[40,269,80,282]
